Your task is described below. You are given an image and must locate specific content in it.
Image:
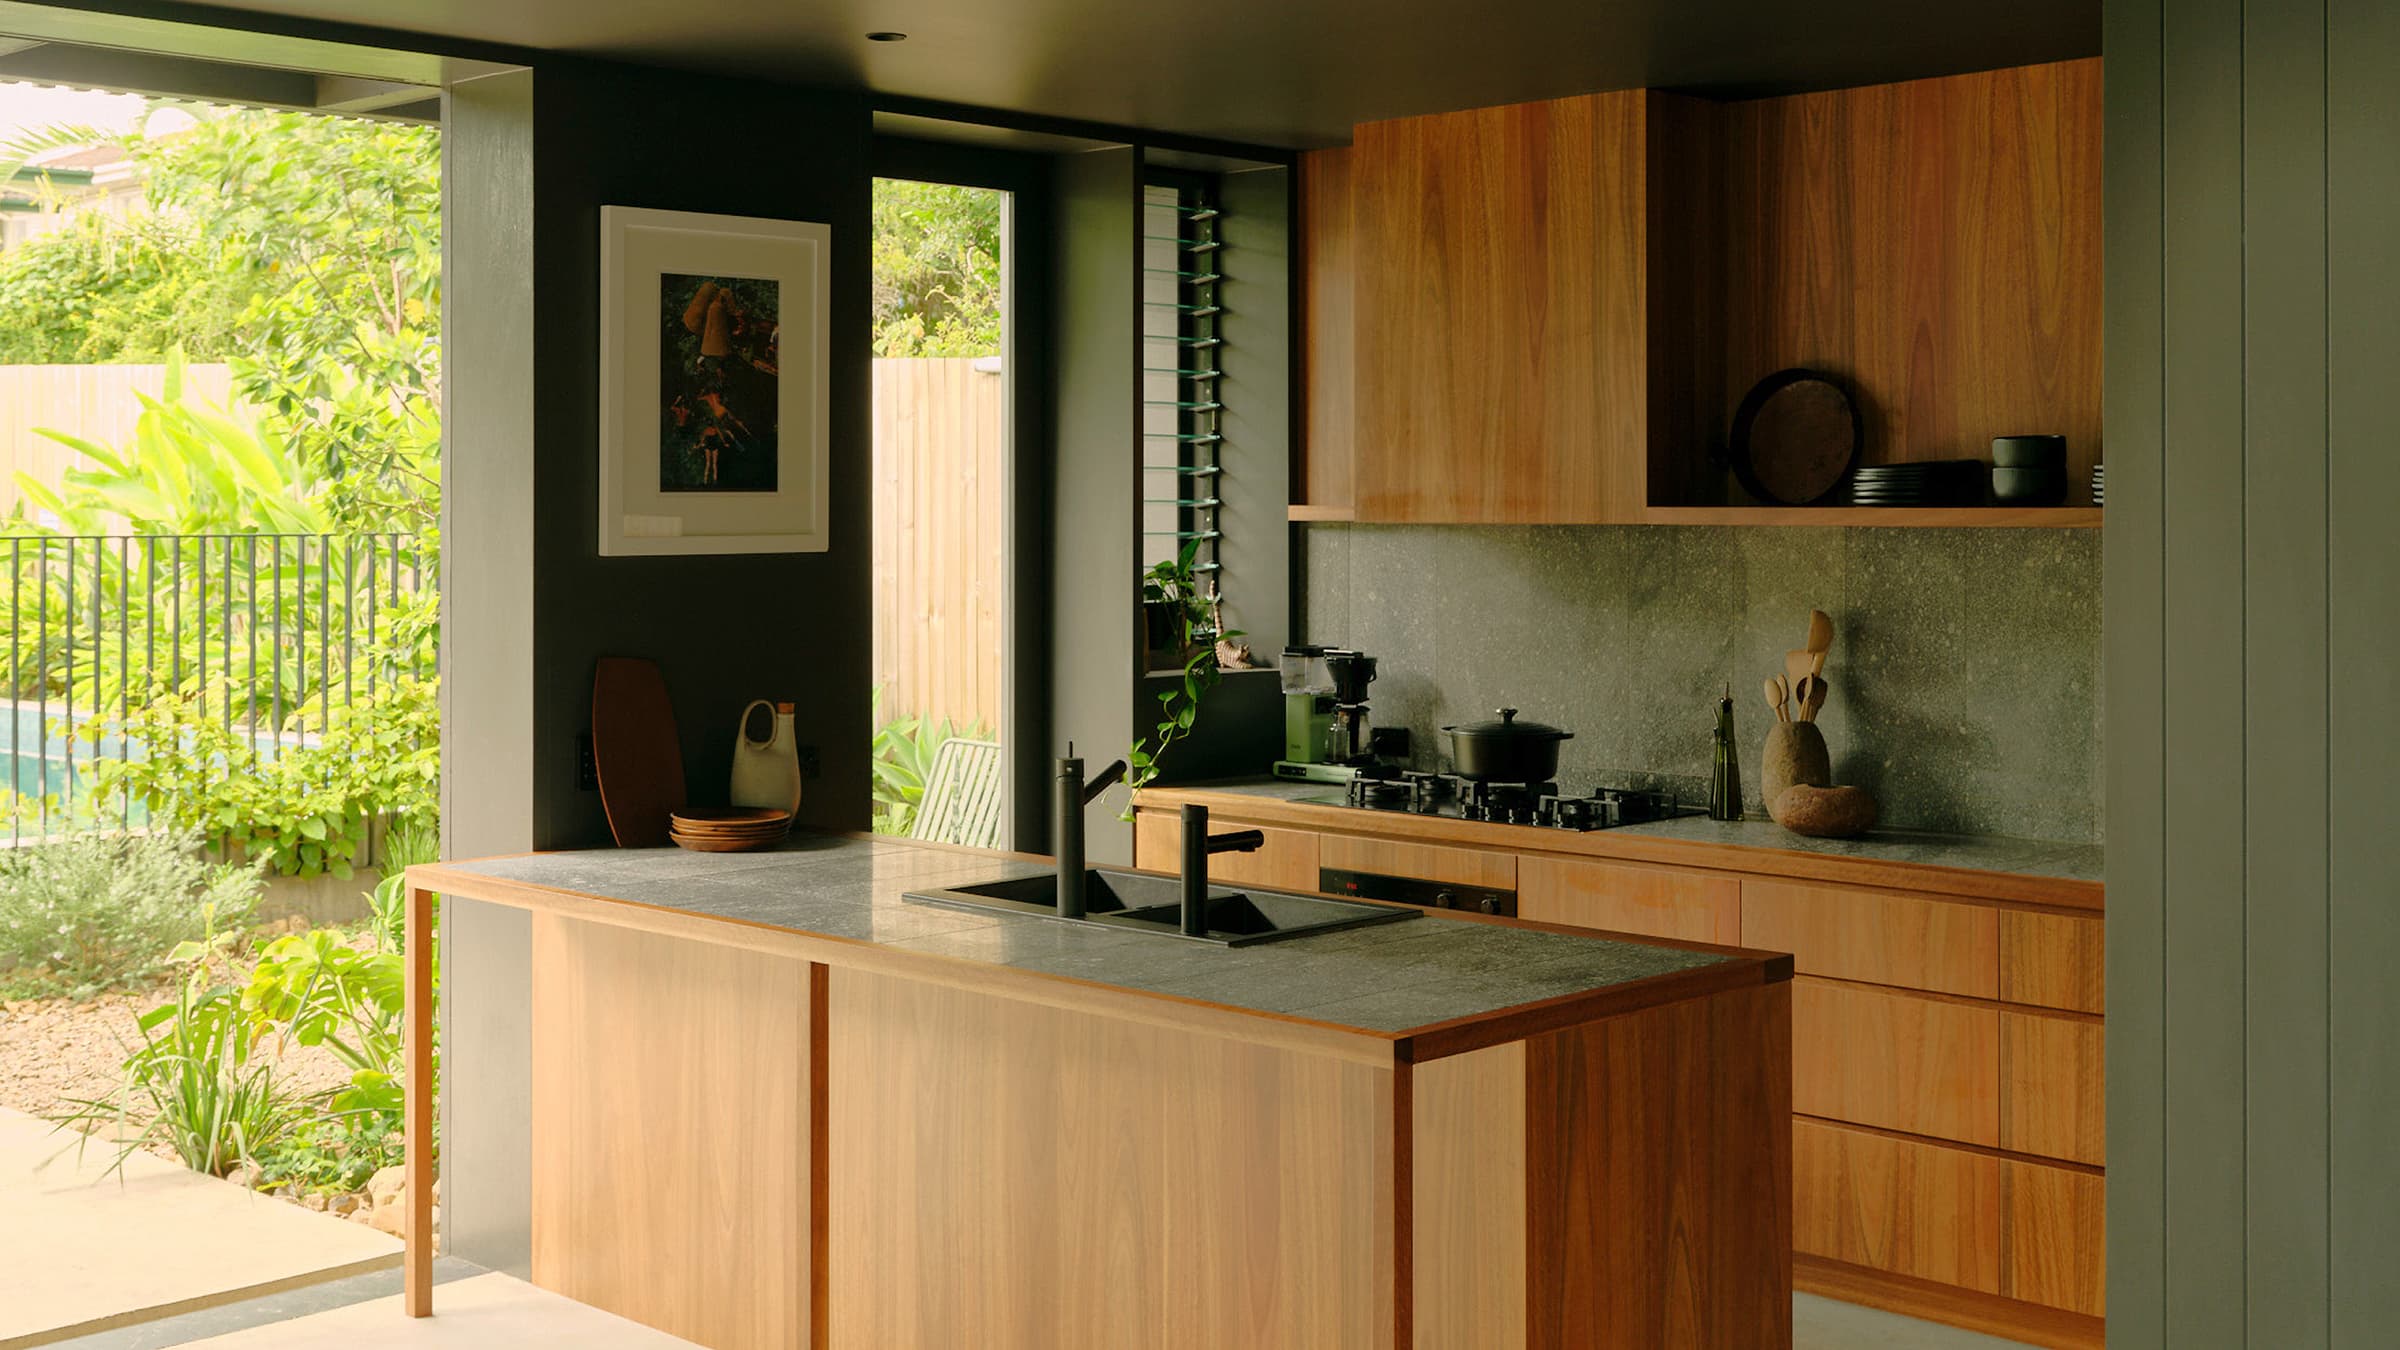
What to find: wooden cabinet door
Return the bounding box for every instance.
[1793,1117,2002,1294]
[1317,833,1516,890]
[1793,978,2001,1147]
[1133,810,1324,893]
[2000,1009,2106,1165]
[1352,91,1648,524]
[1741,879,1999,999]
[1519,854,1740,944]
[2000,909,2105,1013]
[2002,1159,2107,1316]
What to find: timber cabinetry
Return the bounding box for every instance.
[1130,786,2106,1350]
[1345,90,1654,524]
[1296,58,2104,529]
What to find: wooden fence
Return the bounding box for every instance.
[0,363,238,519]
[871,357,1006,735]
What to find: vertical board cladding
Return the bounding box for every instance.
[2326,0,2400,1343]
[529,60,875,848]
[2111,0,2400,1340]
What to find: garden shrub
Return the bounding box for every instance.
[0,826,260,997]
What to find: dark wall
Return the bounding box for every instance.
[528,62,875,848]
[1047,148,1139,863]
[2104,0,2400,1342]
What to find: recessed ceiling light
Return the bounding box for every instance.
[866,31,908,42]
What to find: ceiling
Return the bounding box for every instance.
[44,0,2099,147]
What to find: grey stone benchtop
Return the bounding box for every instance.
[1158,778,2105,886]
[441,835,1737,1036]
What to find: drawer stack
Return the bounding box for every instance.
[1527,863,2106,1343]
[1129,794,2106,1348]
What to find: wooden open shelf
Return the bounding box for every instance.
[1642,505,2102,529]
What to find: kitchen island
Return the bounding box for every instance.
[402,833,1793,1349]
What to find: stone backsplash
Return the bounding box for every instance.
[1296,524,2103,844]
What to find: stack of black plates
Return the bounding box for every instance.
[1845,460,1986,507]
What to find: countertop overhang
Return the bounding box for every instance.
[410,833,1792,1065]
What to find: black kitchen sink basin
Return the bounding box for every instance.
[905,867,1418,946]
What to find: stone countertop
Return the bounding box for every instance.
[1148,778,2106,886]
[437,835,1739,1036]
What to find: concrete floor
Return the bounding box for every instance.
[0,1106,400,1349]
[1796,1292,2041,1348]
[47,1280,2042,1350]
[170,1275,703,1349]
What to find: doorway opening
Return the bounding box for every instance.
[868,176,1011,845]
[0,68,443,1345]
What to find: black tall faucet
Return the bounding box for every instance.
[1178,803,1265,937]
[1055,744,1125,920]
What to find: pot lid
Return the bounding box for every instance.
[1443,707,1574,741]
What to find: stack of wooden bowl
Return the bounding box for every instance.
[668,807,792,852]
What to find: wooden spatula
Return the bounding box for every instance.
[1785,648,1814,694]
[1799,676,1829,723]
[1806,609,1834,655]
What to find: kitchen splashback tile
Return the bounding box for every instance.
[1296,523,2102,843]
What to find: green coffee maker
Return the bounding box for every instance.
[1273,646,1356,783]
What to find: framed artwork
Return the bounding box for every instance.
[599,206,830,555]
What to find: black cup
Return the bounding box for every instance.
[1991,435,2067,470]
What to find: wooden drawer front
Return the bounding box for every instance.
[1742,879,1998,998]
[1518,855,1740,944]
[2003,1160,2106,1316]
[1794,1117,2002,1294]
[1318,833,1516,890]
[1794,979,2000,1147]
[2000,910,2105,1013]
[2000,1010,2106,1165]
[1133,812,1323,894]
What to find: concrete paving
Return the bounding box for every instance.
[0,1106,399,1349]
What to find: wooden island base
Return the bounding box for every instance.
[402,852,1793,1349]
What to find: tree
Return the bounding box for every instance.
[871,179,1002,357]
[0,105,442,534]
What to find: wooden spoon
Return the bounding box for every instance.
[1763,675,1789,723]
[1801,676,1828,723]
[1806,609,1834,655]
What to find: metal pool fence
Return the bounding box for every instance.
[2,532,429,845]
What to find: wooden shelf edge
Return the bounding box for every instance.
[1642,505,2103,529]
[1287,503,1357,522]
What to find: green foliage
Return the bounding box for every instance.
[242,928,404,1114]
[53,960,308,1178]
[0,105,442,536]
[872,179,1002,357]
[0,826,261,998]
[15,350,335,535]
[869,683,989,836]
[366,816,439,954]
[253,1105,401,1195]
[1124,543,1240,811]
[88,671,441,879]
[0,213,255,365]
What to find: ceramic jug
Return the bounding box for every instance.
[731,699,804,819]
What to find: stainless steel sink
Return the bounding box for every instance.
[906,867,1418,947]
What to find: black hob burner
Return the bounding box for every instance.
[1336,769,1698,832]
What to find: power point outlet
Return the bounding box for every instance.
[576,733,598,790]
[796,744,821,779]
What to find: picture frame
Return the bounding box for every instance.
[598,205,831,556]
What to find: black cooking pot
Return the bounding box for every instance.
[1440,708,1574,783]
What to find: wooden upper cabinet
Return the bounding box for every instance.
[1347,91,1652,524]
[1298,146,1357,518]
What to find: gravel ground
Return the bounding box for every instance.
[0,927,368,1163]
